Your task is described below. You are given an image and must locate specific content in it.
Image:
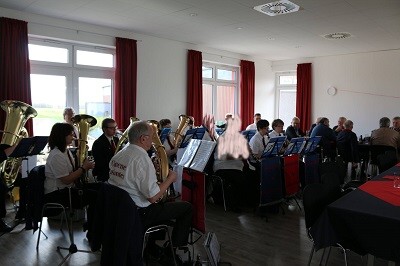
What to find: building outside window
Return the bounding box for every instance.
[29,38,115,148]
[275,72,296,127]
[202,63,238,126]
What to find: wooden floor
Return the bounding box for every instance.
[0,198,393,266]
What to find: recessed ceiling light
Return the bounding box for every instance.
[189,13,198,17]
[236,27,243,30]
[267,37,275,40]
[254,0,300,16]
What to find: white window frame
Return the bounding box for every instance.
[275,71,297,119]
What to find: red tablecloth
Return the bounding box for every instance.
[359,181,400,206]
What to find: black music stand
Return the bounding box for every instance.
[9,136,48,177]
[261,136,286,158]
[179,128,206,148]
[241,130,256,142]
[302,136,322,155]
[283,137,306,156]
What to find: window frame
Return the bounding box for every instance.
[275,71,297,124]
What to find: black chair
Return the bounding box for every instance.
[369,145,397,177]
[319,158,346,185]
[90,183,143,266]
[303,183,343,266]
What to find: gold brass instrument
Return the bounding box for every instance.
[115,117,140,154]
[72,114,97,183]
[148,120,170,201]
[0,100,37,187]
[173,114,192,148]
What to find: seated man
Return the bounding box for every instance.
[333,116,347,136]
[108,121,192,255]
[391,116,400,133]
[269,119,285,138]
[245,113,261,131]
[337,120,360,181]
[371,117,400,149]
[285,116,305,140]
[249,119,270,162]
[92,118,119,182]
[310,117,336,160]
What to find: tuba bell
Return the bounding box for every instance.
[0,100,37,187]
[148,120,170,201]
[72,114,97,183]
[173,114,192,148]
[115,117,140,154]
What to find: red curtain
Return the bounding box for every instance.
[296,63,312,132]
[114,37,137,130]
[186,50,202,125]
[0,17,33,135]
[240,60,255,130]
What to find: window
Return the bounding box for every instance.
[202,64,238,125]
[29,38,115,148]
[276,72,296,127]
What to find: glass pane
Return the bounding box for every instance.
[279,75,297,85]
[202,66,213,79]
[31,74,67,136]
[215,85,235,124]
[78,77,112,149]
[202,84,213,116]
[28,44,68,63]
[278,90,296,126]
[217,69,235,81]
[76,50,113,68]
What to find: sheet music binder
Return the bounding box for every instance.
[262,136,286,158]
[302,136,322,154]
[283,137,306,156]
[241,130,256,142]
[159,128,172,144]
[178,139,216,172]
[179,127,206,148]
[203,232,220,266]
[9,136,48,158]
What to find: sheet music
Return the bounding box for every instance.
[204,232,220,266]
[178,139,200,168]
[190,140,216,172]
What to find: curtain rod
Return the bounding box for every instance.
[29,21,142,42]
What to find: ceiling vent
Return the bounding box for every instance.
[254,0,300,16]
[322,32,353,40]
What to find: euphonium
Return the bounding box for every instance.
[173,114,192,148]
[0,100,37,187]
[148,120,170,201]
[115,117,140,154]
[72,114,97,183]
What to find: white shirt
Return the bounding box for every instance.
[245,123,257,131]
[249,131,269,158]
[108,144,160,207]
[269,130,284,138]
[44,147,76,194]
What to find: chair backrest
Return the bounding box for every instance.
[320,172,341,190]
[303,183,340,229]
[377,150,398,173]
[25,165,46,230]
[319,159,346,184]
[370,145,397,164]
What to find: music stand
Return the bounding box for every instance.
[241,130,256,142]
[283,137,306,156]
[302,136,322,155]
[9,136,48,177]
[262,136,286,158]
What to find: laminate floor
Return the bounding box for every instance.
[0,199,393,265]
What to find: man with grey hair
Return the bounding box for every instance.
[371,117,400,148]
[108,121,192,258]
[333,116,347,135]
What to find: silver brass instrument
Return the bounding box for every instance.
[148,120,170,201]
[72,114,97,183]
[173,114,192,148]
[0,100,37,187]
[115,117,140,154]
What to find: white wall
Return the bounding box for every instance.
[272,50,400,136]
[1,7,273,129]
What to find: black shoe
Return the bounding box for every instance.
[0,220,12,233]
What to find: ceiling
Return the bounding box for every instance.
[1,0,399,61]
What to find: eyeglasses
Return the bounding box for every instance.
[106,126,118,130]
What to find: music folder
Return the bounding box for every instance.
[283,137,306,156]
[302,136,322,154]
[241,130,256,142]
[178,139,216,173]
[179,127,206,149]
[262,136,286,158]
[159,128,171,144]
[9,136,48,158]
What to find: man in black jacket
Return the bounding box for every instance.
[92,118,119,182]
[285,117,305,140]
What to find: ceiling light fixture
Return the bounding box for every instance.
[254,0,300,16]
[322,32,352,40]
[189,13,198,17]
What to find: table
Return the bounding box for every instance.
[311,163,400,262]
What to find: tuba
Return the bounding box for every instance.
[0,100,37,187]
[72,114,97,183]
[115,117,140,154]
[148,120,170,201]
[173,114,192,148]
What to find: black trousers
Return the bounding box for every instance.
[138,201,192,247]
